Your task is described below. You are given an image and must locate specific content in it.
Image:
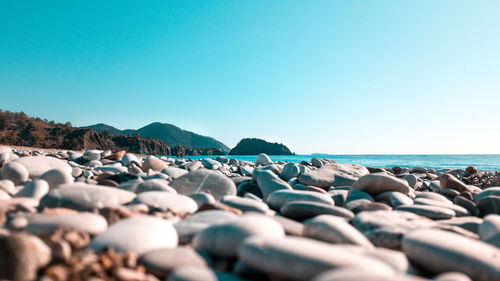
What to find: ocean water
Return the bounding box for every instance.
[184,154,500,171]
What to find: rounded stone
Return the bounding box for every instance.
[281,162,301,181]
[310,267,422,281]
[39,183,136,211]
[0,161,29,185]
[402,228,500,281]
[24,212,108,235]
[256,170,293,199]
[479,214,500,241]
[477,195,500,216]
[133,191,198,215]
[193,214,285,258]
[14,179,49,200]
[238,236,394,281]
[303,215,373,248]
[39,168,74,189]
[170,169,236,200]
[396,204,455,220]
[142,157,168,172]
[12,156,72,179]
[88,216,178,254]
[389,191,413,207]
[0,232,52,281]
[162,167,189,179]
[138,247,208,278]
[121,153,141,166]
[220,195,269,213]
[298,163,370,188]
[174,210,238,244]
[281,201,354,221]
[135,179,177,194]
[352,174,411,196]
[266,189,334,211]
[188,192,216,208]
[256,153,273,166]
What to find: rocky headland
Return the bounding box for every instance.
[0,145,499,281]
[229,138,293,155]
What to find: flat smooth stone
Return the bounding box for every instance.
[138,247,208,278]
[255,170,293,199]
[402,228,500,281]
[396,205,455,220]
[174,210,238,244]
[266,189,334,211]
[352,174,411,196]
[298,163,370,188]
[304,215,373,248]
[281,201,354,221]
[220,195,269,213]
[88,216,178,254]
[12,156,72,179]
[24,212,108,235]
[170,169,236,200]
[39,183,136,211]
[238,236,394,281]
[133,191,198,215]
[193,214,285,258]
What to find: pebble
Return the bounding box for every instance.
[188,192,216,208]
[162,167,189,179]
[88,216,178,254]
[256,153,273,165]
[0,161,29,184]
[0,232,52,281]
[12,156,72,178]
[255,170,293,199]
[39,168,74,188]
[121,153,141,166]
[266,189,334,211]
[142,157,168,172]
[133,191,198,215]
[139,247,208,278]
[24,212,108,235]
[352,174,412,196]
[298,163,369,188]
[39,183,136,211]
[0,179,16,194]
[396,205,455,220]
[479,214,500,241]
[238,236,394,281]
[170,169,236,200]
[135,179,177,193]
[439,173,474,193]
[174,210,238,244]
[281,201,355,221]
[402,228,500,281]
[193,213,285,258]
[303,215,373,247]
[281,162,301,181]
[389,191,414,207]
[14,179,49,200]
[220,195,270,213]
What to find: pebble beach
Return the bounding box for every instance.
[1,145,500,281]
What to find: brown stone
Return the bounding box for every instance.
[439,173,474,193]
[103,150,126,161]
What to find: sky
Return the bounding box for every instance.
[1,1,499,154]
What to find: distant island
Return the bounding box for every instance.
[229,138,293,155]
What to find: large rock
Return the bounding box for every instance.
[352,174,411,196]
[193,214,285,258]
[238,236,394,281]
[266,190,334,211]
[255,170,293,199]
[170,169,236,200]
[402,228,500,281]
[24,212,108,235]
[39,183,136,211]
[88,216,178,254]
[298,163,369,188]
[12,156,72,179]
[133,191,198,215]
[303,215,373,248]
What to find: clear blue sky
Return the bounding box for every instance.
[1,1,499,154]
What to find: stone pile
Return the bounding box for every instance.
[0,146,499,281]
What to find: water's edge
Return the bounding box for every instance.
[182,154,500,170]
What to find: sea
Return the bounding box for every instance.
[183,154,500,171]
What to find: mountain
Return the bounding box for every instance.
[84,122,230,153]
[82,123,122,136]
[0,110,224,156]
[229,138,293,155]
